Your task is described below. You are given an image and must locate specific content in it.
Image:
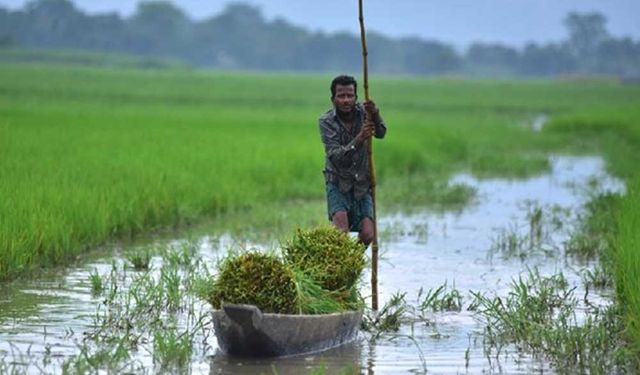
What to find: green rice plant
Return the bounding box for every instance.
[564,232,603,260]
[581,264,613,290]
[411,222,429,243]
[153,324,192,370]
[361,292,408,339]
[164,239,198,268]
[189,264,215,302]
[161,265,182,311]
[88,268,103,295]
[294,270,347,314]
[471,267,630,373]
[208,251,298,314]
[470,153,550,179]
[125,247,152,270]
[490,224,528,259]
[417,282,463,312]
[104,260,120,304]
[563,193,620,261]
[615,177,640,367]
[527,203,544,247]
[63,247,209,374]
[282,226,366,292]
[61,336,136,375]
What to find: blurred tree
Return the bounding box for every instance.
[127,1,192,56]
[367,32,405,74]
[401,37,461,74]
[564,12,609,71]
[23,0,85,46]
[194,3,265,68]
[519,42,577,76]
[1,1,639,78]
[0,34,15,47]
[465,43,520,75]
[596,37,640,78]
[0,8,11,45]
[84,12,125,51]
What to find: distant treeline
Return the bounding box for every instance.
[1,0,639,77]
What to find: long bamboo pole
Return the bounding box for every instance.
[358,0,379,311]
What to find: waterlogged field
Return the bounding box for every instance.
[2,61,640,373]
[2,62,639,279]
[0,155,628,374]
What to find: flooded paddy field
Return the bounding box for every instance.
[0,155,624,374]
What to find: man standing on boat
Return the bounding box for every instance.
[319,75,387,246]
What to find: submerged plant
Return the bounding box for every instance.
[88,268,103,295]
[471,267,629,373]
[565,232,604,260]
[153,324,193,370]
[581,264,613,290]
[361,292,409,338]
[126,247,152,270]
[565,192,620,261]
[417,283,463,312]
[61,245,211,374]
[208,251,298,314]
[490,224,529,259]
[527,203,544,247]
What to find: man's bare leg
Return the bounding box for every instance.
[331,211,349,233]
[359,217,374,246]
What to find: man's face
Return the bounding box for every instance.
[332,84,356,115]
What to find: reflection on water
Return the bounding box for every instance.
[210,341,361,375]
[0,155,625,374]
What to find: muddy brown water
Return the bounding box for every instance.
[0,155,624,374]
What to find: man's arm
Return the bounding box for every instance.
[319,119,358,167]
[373,114,386,139]
[363,100,387,139]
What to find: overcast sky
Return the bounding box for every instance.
[2,0,639,47]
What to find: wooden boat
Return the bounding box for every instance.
[212,303,362,357]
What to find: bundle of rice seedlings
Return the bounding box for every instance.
[283,226,366,293]
[208,251,298,314]
[294,270,344,314]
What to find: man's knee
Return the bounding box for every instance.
[331,211,349,232]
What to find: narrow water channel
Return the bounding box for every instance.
[0,155,624,374]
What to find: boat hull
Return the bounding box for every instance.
[212,304,362,357]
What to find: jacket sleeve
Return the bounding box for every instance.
[374,114,387,139]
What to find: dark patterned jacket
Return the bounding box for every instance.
[318,103,387,198]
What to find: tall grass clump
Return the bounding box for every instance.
[63,243,210,374]
[615,177,640,366]
[207,251,298,314]
[472,268,629,373]
[565,193,620,261]
[545,102,640,366]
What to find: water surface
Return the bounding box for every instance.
[0,155,624,374]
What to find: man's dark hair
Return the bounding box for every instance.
[330,75,358,99]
